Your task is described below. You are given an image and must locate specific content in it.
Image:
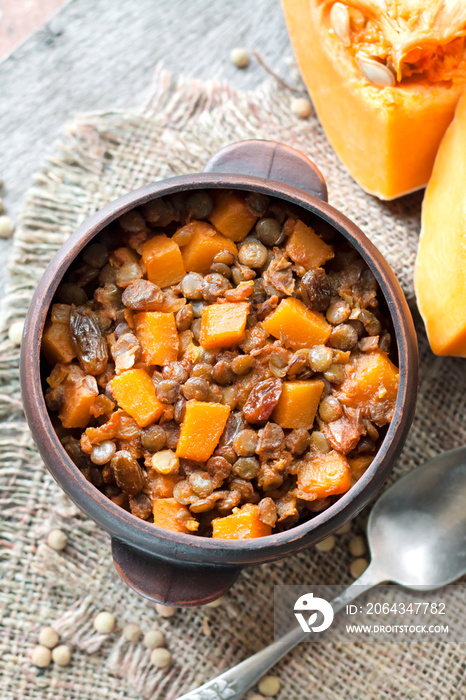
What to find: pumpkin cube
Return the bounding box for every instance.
[142,234,185,289]
[208,191,258,242]
[336,350,399,425]
[212,504,272,539]
[199,302,249,349]
[152,498,196,534]
[134,311,179,366]
[176,400,230,462]
[285,219,334,270]
[59,373,99,429]
[296,451,351,501]
[42,320,76,365]
[273,379,324,429]
[262,297,331,350]
[110,368,164,427]
[181,222,238,274]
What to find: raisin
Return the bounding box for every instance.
[111,451,144,495]
[70,306,108,375]
[242,378,282,423]
[300,268,331,312]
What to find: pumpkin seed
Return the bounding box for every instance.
[356,55,396,87]
[330,2,350,44]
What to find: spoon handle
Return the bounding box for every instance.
[175,564,383,700]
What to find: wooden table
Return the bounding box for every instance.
[0,0,292,298]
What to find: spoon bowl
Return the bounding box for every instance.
[368,446,466,589]
[177,446,466,699]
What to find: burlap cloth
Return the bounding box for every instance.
[1,69,465,700]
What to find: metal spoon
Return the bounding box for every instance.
[177,447,466,700]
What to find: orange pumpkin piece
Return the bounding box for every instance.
[58,374,99,429]
[146,473,180,499]
[262,297,331,350]
[176,400,230,462]
[152,498,195,534]
[296,451,351,501]
[282,0,466,200]
[41,321,76,365]
[134,311,179,366]
[181,222,238,274]
[199,302,250,349]
[273,379,324,430]
[141,234,185,289]
[110,368,164,428]
[208,191,258,242]
[212,504,272,539]
[415,90,466,357]
[285,219,334,270]
[336,350,399,425]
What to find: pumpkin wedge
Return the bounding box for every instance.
[282,0,466,199]
[415,90,466,357]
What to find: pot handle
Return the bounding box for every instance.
[111,537,242,607]
[203,139,328,201]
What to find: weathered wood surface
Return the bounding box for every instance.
[0,0,292,298]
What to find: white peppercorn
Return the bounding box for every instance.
[155,603,177,618]
[143,629,165,649]
[315,535,335,552]
[38,627,59,649]
[230,48,249,68]
[46,529,67,551]
[349,535,367,557]
[8,320,24,345]
[205,596,225,608]
[335,521,351,535]
[123,623,141,642]
[150,647,172,668]
[93,611,115,634]
[31,645,52,668]
[258,675,280,697]
[0,215,14,239]
[350,557,369,579]
[52,644,71,666]
[291,97,312,119]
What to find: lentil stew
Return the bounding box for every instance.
[41,189,399,539]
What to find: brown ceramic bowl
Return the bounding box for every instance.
[20,140,418,606]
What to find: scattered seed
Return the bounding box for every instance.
[291,97,312,119]
[38,627,59,649]
[0,215,14,239]
[143,629,165,649]
[31,645,52,668]
[356,55,396,87]
[155,603,177,618]
[52,644,71,666]
[46,529,67,551]
[230,48,249,69]
[205,596,225,608]
[330,2,350,44]
[335,521,351,535]
[121,623,140,642]
[93,611,115,634]
[150,647,172,669]
[8,320,24,345]
[349,535,367,557]
[315,535,335,552]
[258,675,280,697]
[350,557,369,578]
